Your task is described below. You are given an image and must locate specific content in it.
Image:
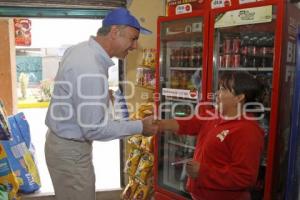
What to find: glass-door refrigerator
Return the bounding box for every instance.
[154,10,209,200]
[208,1,300,200]
[154,1,300,200]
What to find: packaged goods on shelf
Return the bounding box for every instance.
[121,103,155,200]
[121,177,139,200]
[134,153,154,185]
[142,48,156,68]
[0,144,19,200]
[0,113,41,194]
[124,148,143,177]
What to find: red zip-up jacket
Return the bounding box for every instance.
[176,109,264,200]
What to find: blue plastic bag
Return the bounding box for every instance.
[0,112,41,194]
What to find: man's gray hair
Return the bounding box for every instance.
[97,25,128,36]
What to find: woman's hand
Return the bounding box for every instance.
[186,160,200,179]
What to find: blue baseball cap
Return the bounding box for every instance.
[103,7,152,35]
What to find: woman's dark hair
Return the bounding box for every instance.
[218,71,263,103]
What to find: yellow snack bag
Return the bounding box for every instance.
[140,136,153,153]
[128,135,143,149]
[135,153,154,185]
[0,144,20,200]
[124,148,142,176]
[132,183,151,200]
[121,177,139,200]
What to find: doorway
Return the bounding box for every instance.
[13,17,121,193]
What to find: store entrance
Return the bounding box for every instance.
[2,17,121,193]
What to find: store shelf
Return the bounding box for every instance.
[218,67,273,71]
[162,32,202,42]
[138,65,155,69]
[170,67,202,71]
[135,84,155,91]
[168,140,195,150]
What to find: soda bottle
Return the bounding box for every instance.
[260,36,268,68]
[241,35,249,67]
[175,49,180,67]
[198,45,203,66]
[252,34,262,68]
[189,47,194,68]
[183,47,189,68]
[170,49,176,67]
[179,47,184,67]
[266,35,274,67]
[249,35,258,68]
[192,45,199,67]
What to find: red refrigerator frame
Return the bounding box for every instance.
[206,1,283,200]
[154,1,300,200]
[154,7,210,200]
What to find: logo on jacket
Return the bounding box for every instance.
[216,130,230,142]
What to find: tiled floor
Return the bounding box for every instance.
[19,108,121,193]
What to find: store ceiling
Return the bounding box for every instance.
[0,0,126,9]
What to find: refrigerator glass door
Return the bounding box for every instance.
[157,16,204,198]
[212,5,277,200]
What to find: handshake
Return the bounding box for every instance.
[141,116,179,136]
[141,115,160,137]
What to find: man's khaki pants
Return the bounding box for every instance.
[45,130,95,200]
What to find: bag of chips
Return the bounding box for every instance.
[0,144,20,200]
[124,148,142,176]
[132,183,151,200]
[140,136,153,153]
[128,135,143,149]
[0,101,11,140]
[1,113,41,193]
[121,177,139,200]
[135,153,154,185]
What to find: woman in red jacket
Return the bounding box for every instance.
[158,71,265,200]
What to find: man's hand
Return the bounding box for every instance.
[141,115,159,137]
[186,160,200,179]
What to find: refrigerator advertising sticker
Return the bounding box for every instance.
[167,0,204,16]
[175,4,192,15]
[215,5,272,28]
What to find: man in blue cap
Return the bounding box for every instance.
[44,7,156,200]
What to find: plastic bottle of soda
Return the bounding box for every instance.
[260,36,268,68]
[241,35,249,67]
[266,35,274,67]
[249,35,258,68]
[170,49,176,67]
